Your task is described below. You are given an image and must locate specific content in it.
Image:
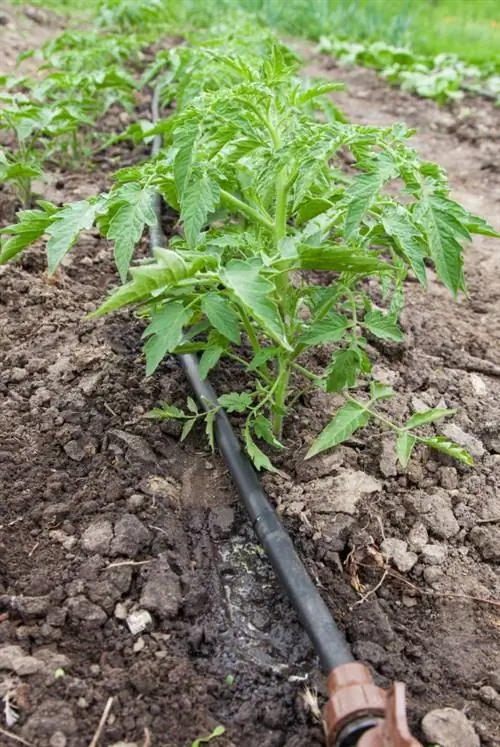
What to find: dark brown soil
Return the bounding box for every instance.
[1,18,500,747]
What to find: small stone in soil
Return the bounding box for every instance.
[126,609,153,635]
[380,538,418,573]
[423,566,443,585]
[308,469,381,515]
[404,490,459,539]
[66,596,107,627]
[81,519,113,555]
[63,439,86,462]
[379,439,398,477]
[110,514,151,557]
[0,644,44,674]
[421,707,480,747]
[140,560,181,618]
[407,522,428,552]
[469,525,500,562]
[420,544,447,565]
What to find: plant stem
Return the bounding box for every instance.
[240,307,260,355]
[219,189,274,232]
[272,357,290,437]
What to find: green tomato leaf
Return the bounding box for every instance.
[143,302,191,375]
[106,185,157,282]
[244,427,278,472]
[0,208,55,264]
[45,201,98,275]
[181,171,220,249]
[246,347,280,371]
[405,408,455,429]
[420,435,474,465]
[198,345,223,380]
[326,348,362,392]
[306,401,370,458]
[218,391,254,413]
[396,432,416,467]
[253,414,284,449]
[345,171,383,238]
[363,310,403,342]
[416,195,466,296]
[201,293,241,344]
[297,245,389,275]
[222,260,290,350]
[370,381,393,400]
[382,207,427,286]
[298,313,349,347]
[181,418,196,441]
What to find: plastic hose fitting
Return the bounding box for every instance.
[324,663,422,747]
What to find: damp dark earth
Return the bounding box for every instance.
[1,5,500,747]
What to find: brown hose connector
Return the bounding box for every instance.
[324,663,423,747]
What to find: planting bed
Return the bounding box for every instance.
[1,11,500,747]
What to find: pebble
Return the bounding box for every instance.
[110,514,151,557]
[478,685,500,711]
[423,566,443,585]
[407,522,428,552]
[50,733,67,747]
[438,466,458,490]
[441,424,485,460]
[66,596,107,627]
[63,440,86,462]
[127,494,145,510]
[420,544,447,565]
[380,538,418,573]
[114,602,128,620]
[421,707,480,747]
[11,595,50,618]
[133,637,146,653]
[469,373,487,396]
[0,645,44,675]
[379,439,398,477]
[126,609,153,635]
[140,560,181,618]
[307,470,381,515]
[469,525,500,562]
[81,519,113,554]
[402,595,418,607]
[404,490,459,539]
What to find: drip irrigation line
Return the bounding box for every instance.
[148,84,353,673]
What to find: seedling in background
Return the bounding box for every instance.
[1,20,497,472]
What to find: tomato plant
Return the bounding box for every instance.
[1,20,498,470]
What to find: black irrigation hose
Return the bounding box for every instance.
[149,86,353,674]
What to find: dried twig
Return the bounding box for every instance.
[105,560,152,570]
[0,726,33,747]
[352,568,389,608]
[88,696,114,747]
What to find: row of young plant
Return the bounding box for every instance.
[0,0,195,208]
[318,37,500,105]
[1,13,498,472]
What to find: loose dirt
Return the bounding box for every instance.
[1,17,499,747]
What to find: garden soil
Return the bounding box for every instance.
[1,12,500,747]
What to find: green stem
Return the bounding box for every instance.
[272,357,290,437]
[219,189,274,232]
[292,361,323,382]
[240,308,260,355]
